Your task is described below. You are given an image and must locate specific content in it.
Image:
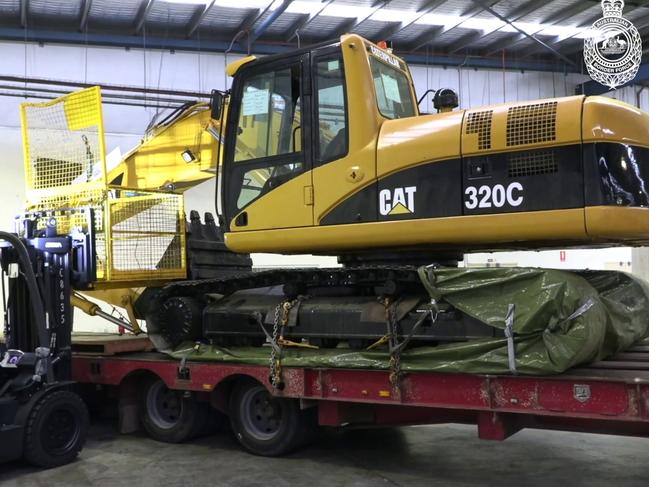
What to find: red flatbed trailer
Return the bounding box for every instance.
[69,334,649,447]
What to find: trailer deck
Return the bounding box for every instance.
[70,334,649,442]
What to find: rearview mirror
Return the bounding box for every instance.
[210,90,225,120]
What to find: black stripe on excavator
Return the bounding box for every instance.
[584,143,649,207]
[319,142,649,226]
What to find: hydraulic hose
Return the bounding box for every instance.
[71,293,136,333]
[0,232,48,351]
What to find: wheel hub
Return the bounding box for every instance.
[41,408,79,455]
[241,388,282,440]
[146,381,183,429]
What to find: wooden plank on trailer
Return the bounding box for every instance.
[71,333,153,356]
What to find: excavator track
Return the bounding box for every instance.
[154,265,424,303]
[146,265,499,350]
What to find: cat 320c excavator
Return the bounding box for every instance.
[149,33,649,350]
[11,35,649,385]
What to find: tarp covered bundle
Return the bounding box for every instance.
[166,267,649,375]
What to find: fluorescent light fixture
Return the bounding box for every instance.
[500,22,545,35]
[577,28,603,40]
[218,0,272,7]
[161,0,210,5]
[286,1,322,16]
[320,3,374,19]
[537,24,582,40]
[460,18,505,32]
[417,13,466,28]
[371,9,419,25]
[167,1,592,45]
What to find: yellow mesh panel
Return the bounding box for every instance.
[20,87,186,284]
[107,192,186,281]
[21,87,106,203]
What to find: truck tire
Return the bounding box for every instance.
[140,378,209,443]
[23,389,89,468]
[229,379,316,456]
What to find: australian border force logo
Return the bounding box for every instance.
[584,0,641,89]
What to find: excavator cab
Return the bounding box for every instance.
[219,34,418,239]
[218,34,649,258]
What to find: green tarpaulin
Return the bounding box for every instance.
[166,267,649,375]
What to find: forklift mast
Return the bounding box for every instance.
[1,212,96,382]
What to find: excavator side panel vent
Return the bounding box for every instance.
[506,101,557,147]
[508,150,558,178]
[465,110,493,150]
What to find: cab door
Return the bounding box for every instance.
[311,41,382,226]
[223,53,313,231]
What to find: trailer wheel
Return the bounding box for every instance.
[23,390,89,468]
[140,379,208,443]
[229,379,316,456]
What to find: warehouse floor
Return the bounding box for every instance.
[0,420,647,486]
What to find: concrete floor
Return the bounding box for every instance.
[0,421,647,487]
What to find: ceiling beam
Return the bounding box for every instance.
[449,0,540,54]
[373,0,447,44]
[335,0,390,37]
[287,0,334,42]
[525,0,649,59]
[438,0,499,36]
[134,0,155,35]
[521,13,602,58]
[0,26,580,73]
[544,0,649,54]
[408,26,443,53]
[466,0,577,66]
[20,0,28,28]
[484,1,595,56]
[285,14,308,42]
[79,0,92,31]
[186,0,215,38]
[235,2,272,35]
[409,0,499,53]
[446,30,486,55]
[249,0,293,44]
[557,8,649,57]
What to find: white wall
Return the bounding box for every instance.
[0,40,641,331]
[409,64,588,112]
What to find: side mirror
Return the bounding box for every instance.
[210,90,225,120]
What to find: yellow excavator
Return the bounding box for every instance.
[216,36,649,256]
[16,34,649,348]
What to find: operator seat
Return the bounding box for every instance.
[321,128,346,162]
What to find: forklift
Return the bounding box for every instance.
[0,215,92,467]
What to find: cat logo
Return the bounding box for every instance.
[379,186,417,216]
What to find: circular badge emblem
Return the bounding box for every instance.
[584,1,641,89]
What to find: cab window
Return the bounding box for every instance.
[314,55,348,164]
[232,65,303,211]
[369,57,416,120]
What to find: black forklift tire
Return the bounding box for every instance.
[229,379,316,456]
[23,390,89,468]
[140,378,209,443]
